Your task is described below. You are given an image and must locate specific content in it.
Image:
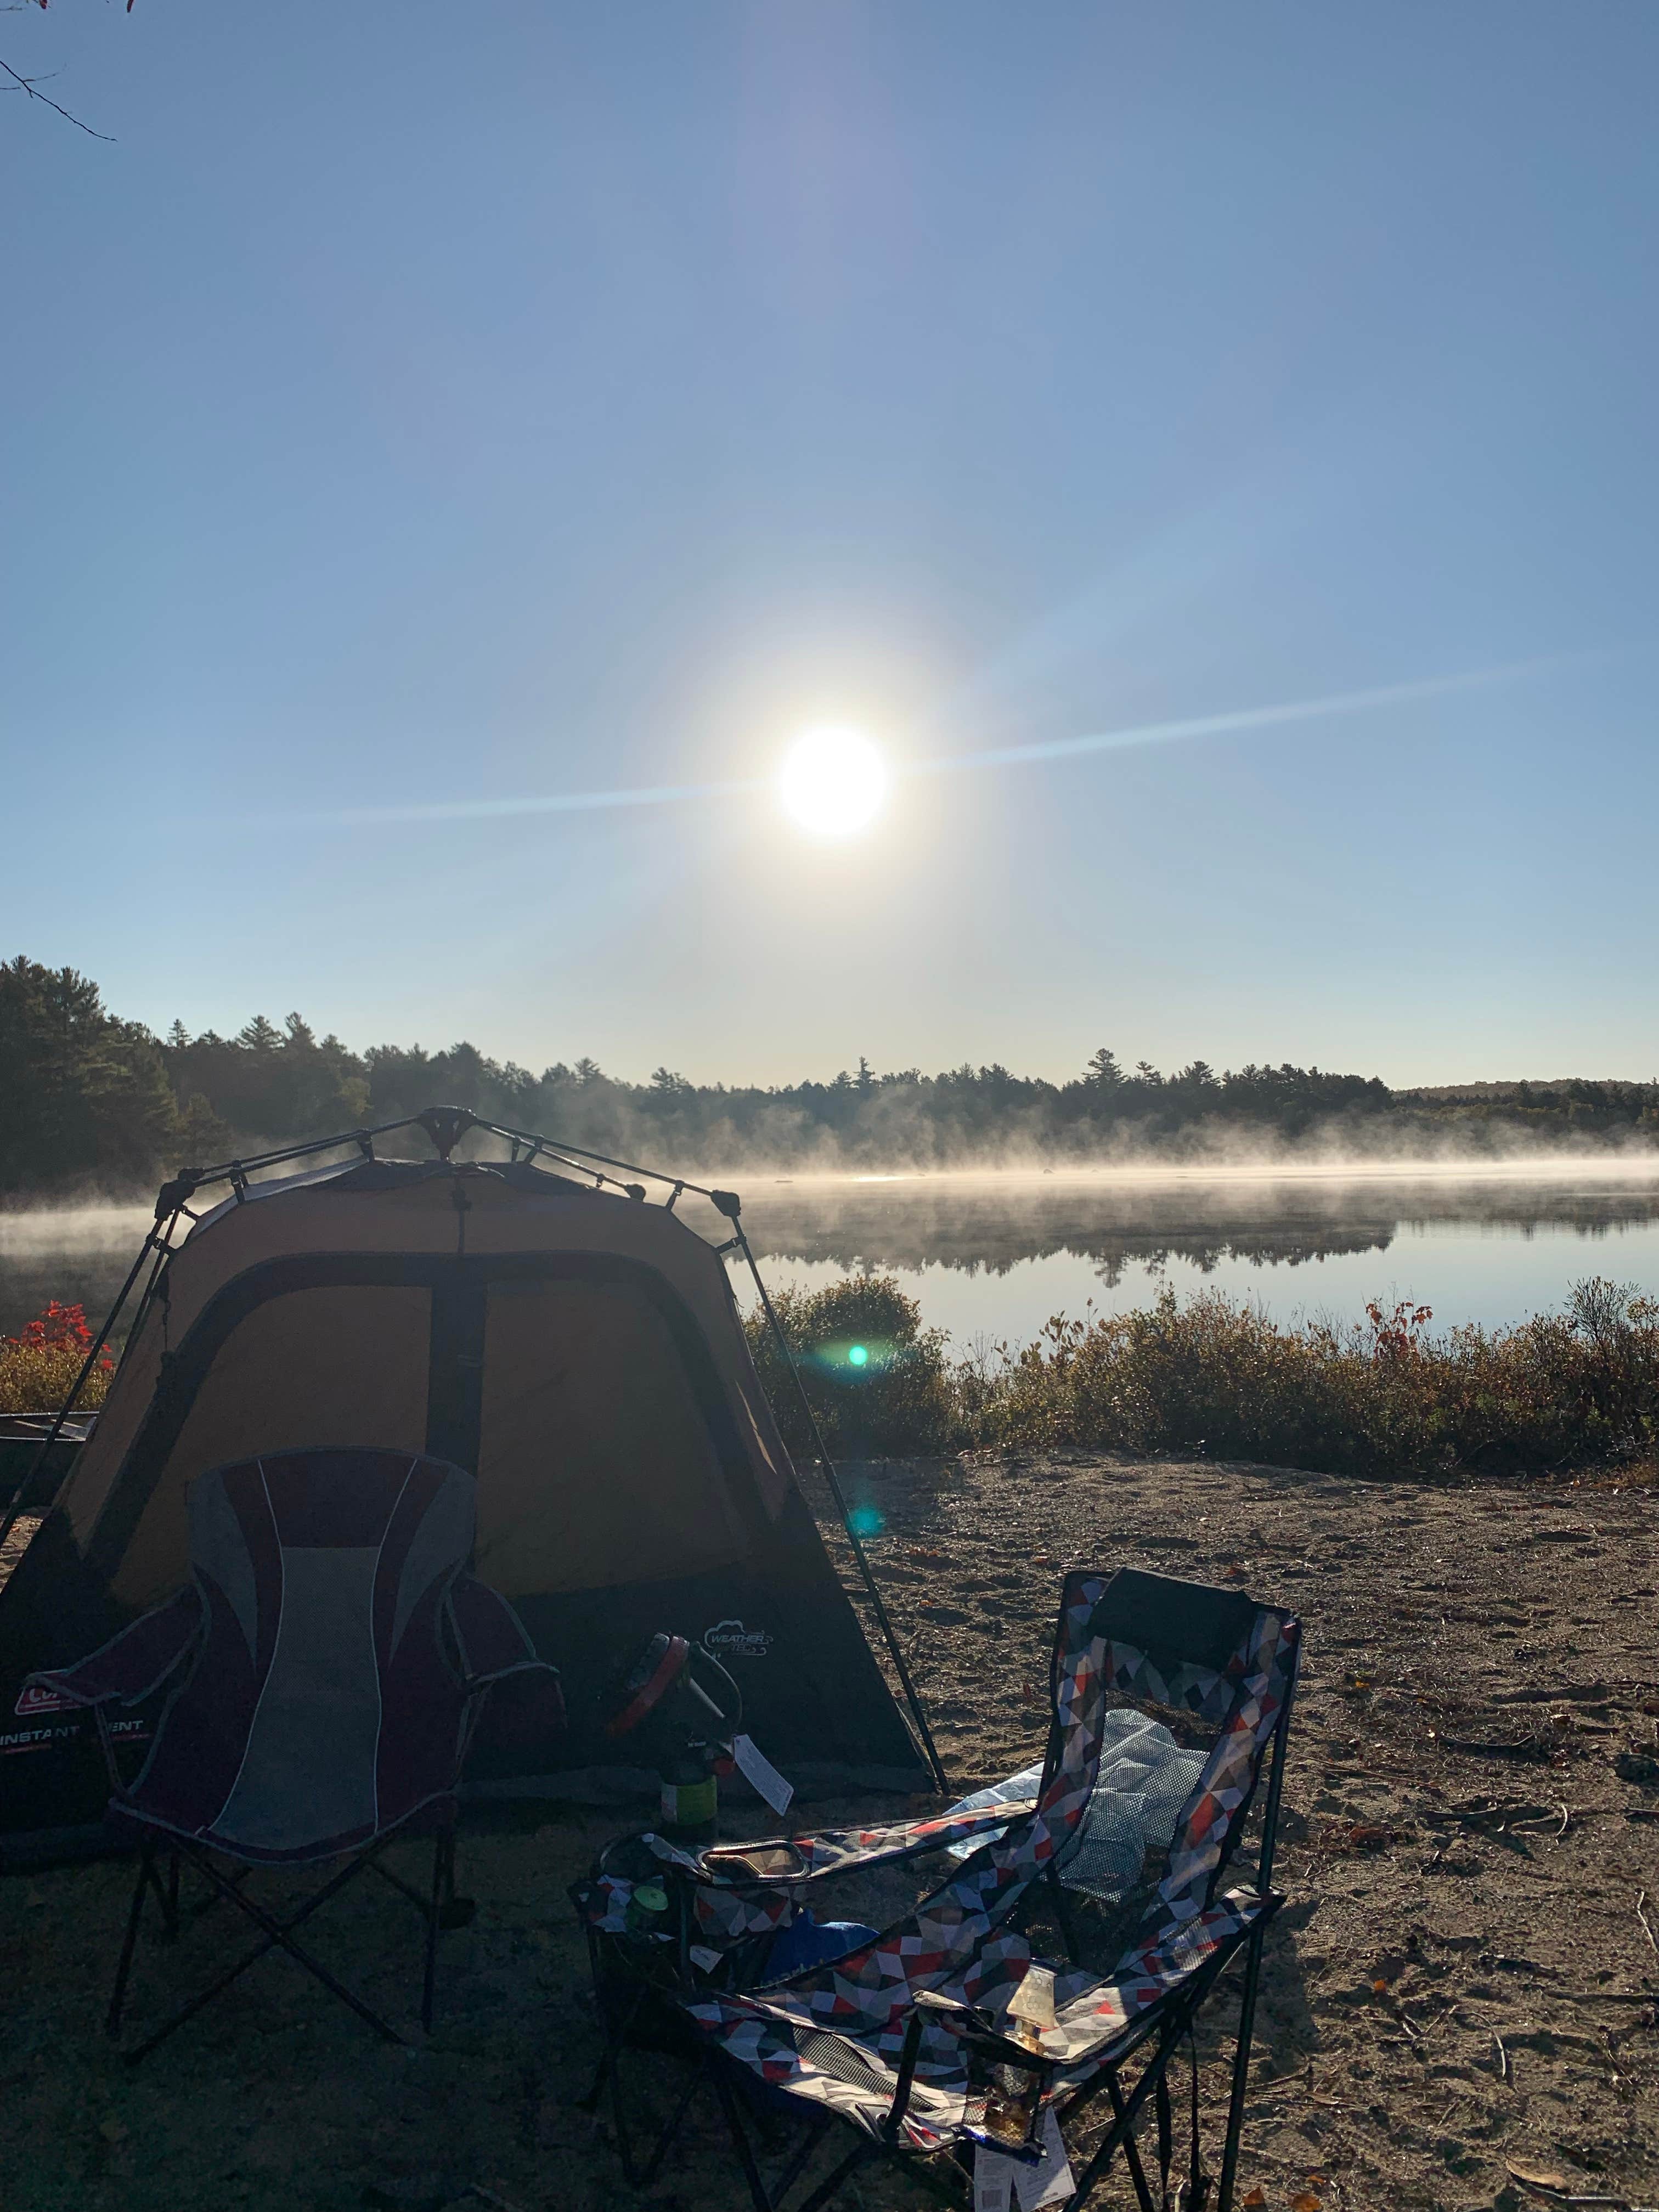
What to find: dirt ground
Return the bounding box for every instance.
[3,1452,1657,2212]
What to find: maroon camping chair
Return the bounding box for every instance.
[25,1446,561,2062]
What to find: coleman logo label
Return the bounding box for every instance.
[703,1618,772,1661]
[13,1683,71,1718]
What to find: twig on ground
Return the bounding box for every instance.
[1492,2029,1511,2082]
[1508,1802,1571,1838]
[1635,1890,1658,1955]
[1506,2180,1653,2211]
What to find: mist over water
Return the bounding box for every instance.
[9,1163,1659,1349]
[0,1206,155,1341]
[721,1163,1659,1347]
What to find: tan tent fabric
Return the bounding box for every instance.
[64,1164,794,1562]
[0,1144,934,1866]
[111,1286,430,1608]
[475,1280,749,1596]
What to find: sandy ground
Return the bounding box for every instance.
[3,1453,1657,2212]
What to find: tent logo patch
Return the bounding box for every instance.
[13,1683,72,1718]
[703,1618,772,1662]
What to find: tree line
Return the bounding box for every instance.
[2,953,1655,1194]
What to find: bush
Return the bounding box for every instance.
[0,1301,114,1417]
[747,1273,1659,1481]
[742,1273,960,1456]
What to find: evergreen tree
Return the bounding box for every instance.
[0,957,178,1189]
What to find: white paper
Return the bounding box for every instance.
[687,1944,721,1973]
[729,1733,794,1815]
[973,2146,1015,2212]
[1013,2111,1075,2211]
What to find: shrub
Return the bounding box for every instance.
[0,1301,114,1417]
[748,1272,1659,1481]
[742,1273,961,1456]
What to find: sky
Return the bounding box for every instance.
[3,2,1657,1087]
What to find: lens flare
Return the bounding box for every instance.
[848,1344,869,1367]
[777,727,888,838]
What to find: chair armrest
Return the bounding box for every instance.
[447,1573,564,1716]
[24,1587,201,1710]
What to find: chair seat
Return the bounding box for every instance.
[575,1567,1300,2211]
[686,1887,1270,2151]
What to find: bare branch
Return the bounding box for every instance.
[0,50,114,137]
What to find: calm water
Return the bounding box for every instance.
[7,1165,1659,1350]
[721,1165,1659,1348]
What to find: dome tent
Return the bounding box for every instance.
[0,1110,940,1867]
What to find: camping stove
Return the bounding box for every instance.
[605,1633,743,1844]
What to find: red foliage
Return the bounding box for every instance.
[1365,1298,1434,1362]
[3,1300,112,1368]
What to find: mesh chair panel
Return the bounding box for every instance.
[123,1450,485,1860]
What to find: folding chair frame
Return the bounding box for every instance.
[91,1665,482,2067]
[104,1809,475,2064]
[583,1587,1300,2212]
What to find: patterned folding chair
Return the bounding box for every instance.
[577,1566,1299,2211]
[26,1447,560,2062]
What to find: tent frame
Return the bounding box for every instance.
[0,1105,945,1793]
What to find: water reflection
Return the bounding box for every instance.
[8,1172,1659,1347]
[732,1173,1659,1284]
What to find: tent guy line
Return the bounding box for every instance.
[283,651,1590,830]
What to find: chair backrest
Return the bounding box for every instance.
[132,1448,477,1861]
[742,1566,1297,2047]
[1061,1566,1300,1926]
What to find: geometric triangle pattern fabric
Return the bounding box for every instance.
[588,1570,1300,2153]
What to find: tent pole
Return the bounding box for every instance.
[0,1218,170,1558]
[732,1226,948,1794]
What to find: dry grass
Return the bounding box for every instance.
[749,1273,1659,1482]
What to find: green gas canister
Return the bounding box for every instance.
[658,1752,719,1844]
[605,1632,744,1847]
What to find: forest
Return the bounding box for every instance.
[3,953,1657,1193]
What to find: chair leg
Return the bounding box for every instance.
[1063,2018,1183,2210]
[575,1966,647,2116]
[106,1843,153,2039]
[122,1842,407,2064]
[712,2064,776,2212]
[421,1831,445,2033]
[769,2111,832,2206]
[792,2137,877,2212]
[1216,1924,1267,2212]
[1156,2063,1174,2203]
[1108,2072,1160,2212]
[633,2049,714,2191]
[609,2029,706,2189]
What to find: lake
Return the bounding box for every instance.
[8,1160,1659,1351]
[723,1162,1659,1347]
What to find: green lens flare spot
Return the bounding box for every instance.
[848,1344,868,1367]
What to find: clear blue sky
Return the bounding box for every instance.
[4,2,1656,1085]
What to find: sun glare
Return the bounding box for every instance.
[777,726,888,838]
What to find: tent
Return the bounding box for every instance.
[0,1110,940,1867]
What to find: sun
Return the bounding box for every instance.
[777,726,889,838]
